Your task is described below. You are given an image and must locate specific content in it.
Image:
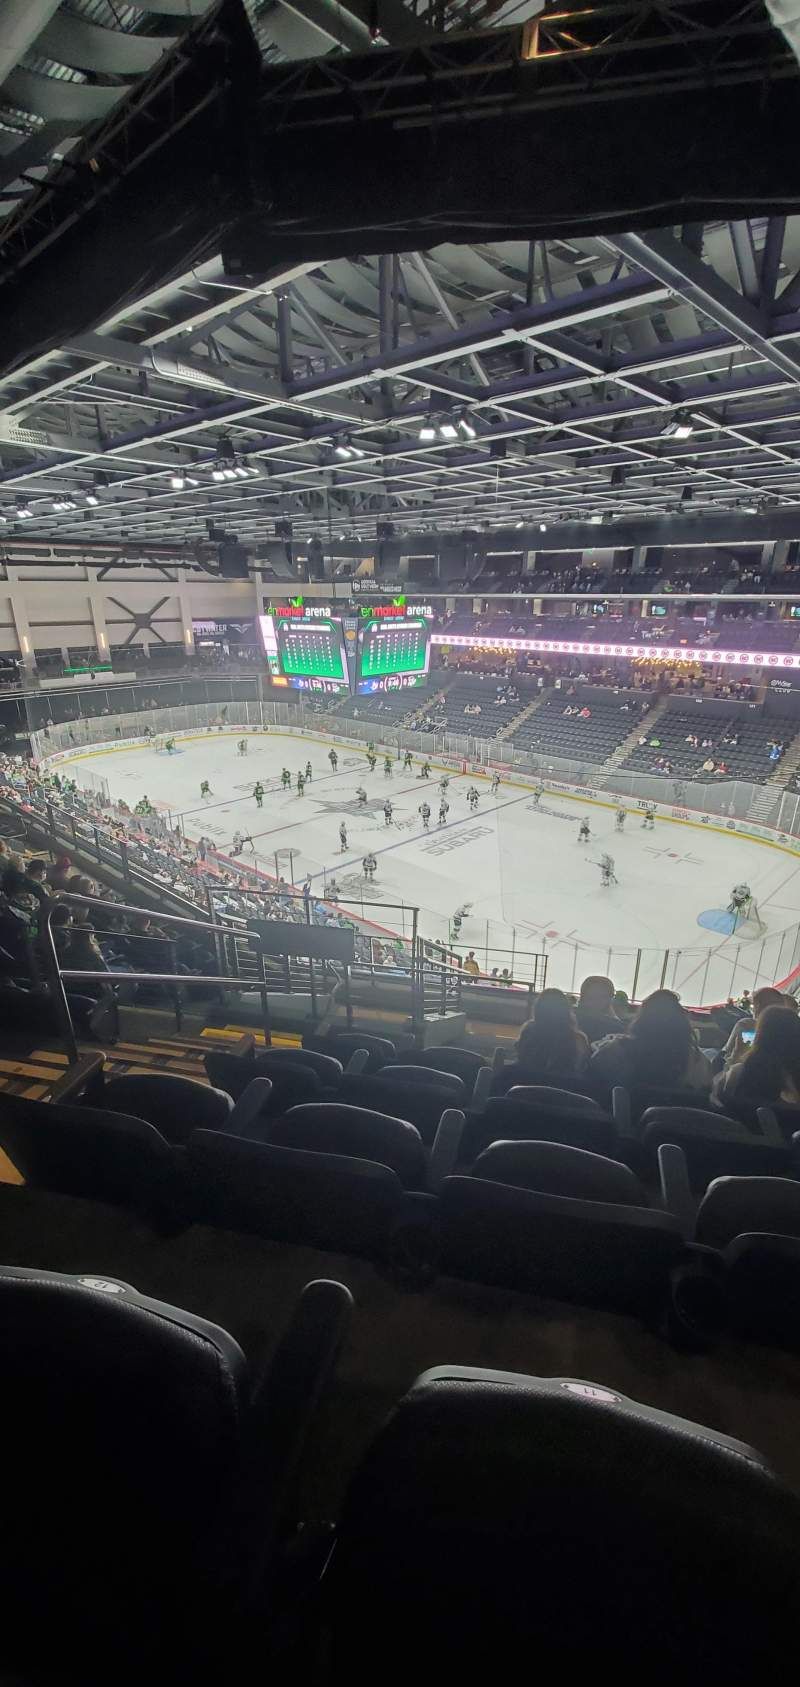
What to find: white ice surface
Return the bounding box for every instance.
[67,730,800,1005]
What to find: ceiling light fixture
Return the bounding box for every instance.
[458,416,477,440]
[16,504,33,520]
[170,473,187,490]
[211,468,226,482]
[419,422,436,442]
[589,513,603,525]
[85,491,100,506]
[439,421,458,440]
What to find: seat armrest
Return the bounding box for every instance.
[50,1052,106,1105]
[427,1108,465,1191]
[227,1077,273,1136]
[756,1105,786,1144]
[611,1085,632,1132]
[471,1066,493,1113]
[657,1142,695,1239]
[345,1048,370,1074]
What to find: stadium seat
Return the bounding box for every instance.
[0,1093,176,1212]
[695,1174,800,1249]
[0,1267,351,1684]
[690,1175,800,1347]
[640,1106,792,1190]
[490,1061,607,1103]
[336,1071,463,1146]
[471,1139,647,1205]
[185,1131,427,1257]
[205,1048,324,1111]
[611,1084,716,1126]
[411,1045,489,1094]
[458,1092,618,1165]
[323,1366,800,1678]
[436,1163,688,1315]
[379,1063,466,1101]
[268,1101,462,1192]
[305,1030,397,1072]
[100,1072,235,1143]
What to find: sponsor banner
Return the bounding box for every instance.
[431,632,800,671]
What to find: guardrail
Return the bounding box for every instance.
[39,893,272,1063]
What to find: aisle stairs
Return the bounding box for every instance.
[764,728,800,788]
[744,787,783,826]
[494,689,549,743]
[602,694,672,770]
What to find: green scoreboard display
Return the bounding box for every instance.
[356,610,431,693]
[258,607,350,695]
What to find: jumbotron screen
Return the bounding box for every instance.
[258,607,350,695]
[356,612,431,694]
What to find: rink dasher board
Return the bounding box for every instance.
[37,725,800,860]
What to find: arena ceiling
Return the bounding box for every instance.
[2,4,800,560]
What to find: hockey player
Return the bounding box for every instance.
[366,751,377,773]
[467,786,479,812]
[240,832,255,854]
[615,807,626,832]
[384,755,393,777]
[578,816,591,844]
[420,760,431,779]
[439,775,450,797]
[231,831,244,857]
[642,803,656,830]
[403,750,414,771]
[328,748,338,773]
[363,853,377,880]
[339,822,348,852]
[237,739,248,756]
[164,737,176,755]
[254,781,265,808]
[491,771,501,795]
[305,760,313,783]
[419,802,431,830]
[366,741,376,757]
[355,785,367,806]
[728,883,752,916]
[280,768,291,790]
[383,799,393,827]
[438,799,449,825]
[599,853,618,887]
[200,780,212,801]
[297,772,306,797]
[532,783,544,806]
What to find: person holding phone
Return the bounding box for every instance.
[719,985,797,1069]
[714,1003,800,1109]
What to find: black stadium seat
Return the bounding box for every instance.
[471,1139,646,1205]
[100,1071,235,1143]
[336,1071,459,1146]
[411,1045,488,1094]
[459,1092,618,1165]
[268,1102,429,1190]
[324,1366,800,1679]
[380,1063,466,1101]
[304,1030,397,1072]
[0,1092,175,1212]
[205,1048,324,1111]
[0,1267,351,1685]
[640,1106,791,1189]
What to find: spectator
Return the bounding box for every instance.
[47,855,72,893]
[463,951,480,979]
[575,975,622,1043]
[720,986,798,1069]
[590,988,712,1093]
[515,988,591,1077]
[714,1004,800,1109]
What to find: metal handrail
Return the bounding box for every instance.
[40,892,271,1063]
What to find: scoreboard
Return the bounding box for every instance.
[258,607,350,695]
[356,611,431,694]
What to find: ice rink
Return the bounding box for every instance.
[64,728,800,1004]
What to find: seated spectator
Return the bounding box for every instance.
[575,975,622,1043]
[590,988,712,1093]
[721,986,798,1068]
[515,988,591,1077]
[46,855,72,893]
[715,1004,800,1108]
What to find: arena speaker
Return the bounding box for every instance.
[219,541,250,579]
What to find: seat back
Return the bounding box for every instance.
[723,1233,800,1347]
[306,1030,396,1071]
[270,1102,427,1189]
[491,1062,603,1101]
[337,1072,449,1146]
[459,1095,617,1165]
[256,1046,343,1085]
[696,1175,800,1248]
[508,1085,608,1116]
[0,1093,173,1208]
[327,1366,800,1676]
[472,1140,645,1205]
[102,1072,233,1144]
[0,1266,249,1678]
[382,1063,466,1100]
[205,1049,323,1112]
[641,1107,791,1190]
[412,1046,488,1091]
[186,1130,405,1253]
[438,1175,682,1311]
